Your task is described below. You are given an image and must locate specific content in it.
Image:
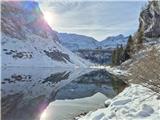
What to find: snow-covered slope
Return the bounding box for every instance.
[58,33,128,51]
[100,34,129,49]
[1,1,90,67]
[58,33,99,51]
[58,33,128,65]
[78,84,160,120]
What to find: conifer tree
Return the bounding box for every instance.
[137,30,144,50]
[121,35,133,62]
[112,49,116,65]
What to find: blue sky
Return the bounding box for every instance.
[39,0,147,41]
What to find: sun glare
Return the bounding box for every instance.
[40,110,47,120]
[43,11,55,26]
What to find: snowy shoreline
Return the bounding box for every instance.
[74,66,160,120]
[90,65,129,76]
[77,84,160,120]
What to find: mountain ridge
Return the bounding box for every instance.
[58,32,129,51]
[1,1,90,67]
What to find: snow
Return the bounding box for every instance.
[105,66,129,76]
[100,34,128,49]
[58,33,128,51]
[2,33,91,68]
[58,33,98,51]
[78,84,160,120]
[90,65,129,76]
[40,92,108,120]
[1,1,91,68]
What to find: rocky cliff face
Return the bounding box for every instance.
[1,1,58,41]
[135,0,160,46]
[122,1,160,61]
[139,0,160,38]
[1,1,89,67]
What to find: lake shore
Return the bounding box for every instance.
[77,84,160,120]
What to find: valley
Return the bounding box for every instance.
[1,0,160,120]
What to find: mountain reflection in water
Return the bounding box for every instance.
[1,67,127,120]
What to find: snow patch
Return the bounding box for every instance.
[90,65,129,76]
[78,84,160,120]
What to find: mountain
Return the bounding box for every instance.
[58,33,128,65]
[114,0,160,100]
[58,33,99,51]
[58,33,128,51]
[139,1,160,39]
[1,1,90,67]
[121,0,160,62]
[99,34,129,49]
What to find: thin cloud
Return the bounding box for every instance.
[39,0,147,40]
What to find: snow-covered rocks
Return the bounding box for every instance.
[78,84,160,120]
[104,99,111,107]
[105,66,129,76]
[90,65,129,76]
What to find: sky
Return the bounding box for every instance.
[39,0,147,41]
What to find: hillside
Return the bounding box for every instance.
[58,33,128,51]
[121,0,160,92]
[122,0,160,60]
[99,34,128,49]
[1,1,90,67]
[58,33,128,65]
[58,33,98,51]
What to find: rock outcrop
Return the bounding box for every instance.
[122,0,160,61]
[139,0,160,38]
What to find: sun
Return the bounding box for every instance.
[43,11,55,26]
[40,110,47,120]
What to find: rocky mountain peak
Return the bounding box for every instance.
[139,0,160,38]
[1,1,59,42]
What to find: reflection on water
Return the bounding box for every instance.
[1,67,127,120]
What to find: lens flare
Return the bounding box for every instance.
[43,11,55,26]
[40,110,47,120]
